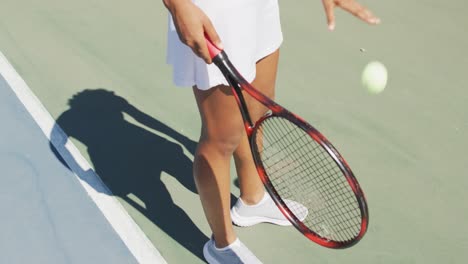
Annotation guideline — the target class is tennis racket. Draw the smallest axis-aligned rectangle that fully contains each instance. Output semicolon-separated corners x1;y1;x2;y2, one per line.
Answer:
205;36;368;249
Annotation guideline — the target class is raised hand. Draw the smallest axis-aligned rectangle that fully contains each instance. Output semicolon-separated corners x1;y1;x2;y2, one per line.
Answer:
321;0;381;30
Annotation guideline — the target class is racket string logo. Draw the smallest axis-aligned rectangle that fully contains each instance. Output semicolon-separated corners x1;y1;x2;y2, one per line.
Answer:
317;224;333;241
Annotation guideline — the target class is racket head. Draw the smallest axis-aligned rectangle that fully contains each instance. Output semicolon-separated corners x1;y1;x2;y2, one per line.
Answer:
250;111;369;249
206;36;369;248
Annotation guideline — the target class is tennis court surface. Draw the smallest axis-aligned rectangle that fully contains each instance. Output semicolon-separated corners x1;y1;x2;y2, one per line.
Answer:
0;0;467;263
0;68;166;263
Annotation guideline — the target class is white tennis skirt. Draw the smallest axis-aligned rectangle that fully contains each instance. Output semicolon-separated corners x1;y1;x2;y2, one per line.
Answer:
166;0;283;90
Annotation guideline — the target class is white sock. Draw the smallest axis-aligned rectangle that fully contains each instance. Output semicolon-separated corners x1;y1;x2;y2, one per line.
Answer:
240;192;269;207
214;238;241;251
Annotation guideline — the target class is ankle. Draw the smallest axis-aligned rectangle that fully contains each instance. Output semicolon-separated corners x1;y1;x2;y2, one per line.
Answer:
240;191;266;206
213;234;237;248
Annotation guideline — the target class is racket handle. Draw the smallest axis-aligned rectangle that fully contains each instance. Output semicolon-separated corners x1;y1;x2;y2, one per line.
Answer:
204;33;222;60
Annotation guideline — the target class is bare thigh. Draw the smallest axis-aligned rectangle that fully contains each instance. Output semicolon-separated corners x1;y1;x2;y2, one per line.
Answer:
194;49;280;133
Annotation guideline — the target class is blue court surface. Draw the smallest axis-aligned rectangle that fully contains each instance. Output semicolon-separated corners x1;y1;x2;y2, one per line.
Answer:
0;61;166;263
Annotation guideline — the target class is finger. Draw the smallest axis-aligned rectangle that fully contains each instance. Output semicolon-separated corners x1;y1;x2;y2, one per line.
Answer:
201;18;223;64
322;0;336;30
203;18;223;50
193;40;211;64
338;1;380;25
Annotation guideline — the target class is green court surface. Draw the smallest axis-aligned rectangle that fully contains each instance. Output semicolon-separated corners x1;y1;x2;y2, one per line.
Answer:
1;0;467;263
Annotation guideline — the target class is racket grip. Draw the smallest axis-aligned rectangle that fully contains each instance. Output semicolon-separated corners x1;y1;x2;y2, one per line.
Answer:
204;33;222;60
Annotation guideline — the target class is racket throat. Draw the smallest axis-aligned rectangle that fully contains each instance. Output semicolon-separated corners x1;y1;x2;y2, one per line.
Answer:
231;84;254;133
212;51;255;132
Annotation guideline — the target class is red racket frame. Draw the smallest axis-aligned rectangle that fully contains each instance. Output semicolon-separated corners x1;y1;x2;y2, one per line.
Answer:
206;37;369;248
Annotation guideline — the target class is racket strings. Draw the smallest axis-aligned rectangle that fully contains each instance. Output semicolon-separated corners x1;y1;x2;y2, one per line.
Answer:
254;116;361;242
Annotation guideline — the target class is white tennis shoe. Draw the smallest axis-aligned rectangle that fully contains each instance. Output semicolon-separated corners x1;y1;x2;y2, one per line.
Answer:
231;192;308;227
203;238;262;264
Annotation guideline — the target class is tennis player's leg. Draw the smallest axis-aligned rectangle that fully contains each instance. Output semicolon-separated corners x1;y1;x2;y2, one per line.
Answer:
193;84;246;249
193;83;264;263
192;50;280;259
229;50;293;227
234;49;279;204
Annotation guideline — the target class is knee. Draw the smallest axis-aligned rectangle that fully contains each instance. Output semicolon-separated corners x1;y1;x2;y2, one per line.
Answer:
198;121;244;156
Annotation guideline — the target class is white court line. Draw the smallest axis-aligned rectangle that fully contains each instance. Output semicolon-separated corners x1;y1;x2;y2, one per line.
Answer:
0;51;167;264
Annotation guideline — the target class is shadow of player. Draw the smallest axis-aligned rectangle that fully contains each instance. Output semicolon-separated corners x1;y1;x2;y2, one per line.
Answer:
50;88;208;260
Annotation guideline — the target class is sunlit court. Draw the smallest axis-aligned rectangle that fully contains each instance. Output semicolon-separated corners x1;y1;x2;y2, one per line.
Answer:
0;1;466;263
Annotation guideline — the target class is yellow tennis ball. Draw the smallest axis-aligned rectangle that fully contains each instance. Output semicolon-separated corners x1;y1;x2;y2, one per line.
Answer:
362;61;388;94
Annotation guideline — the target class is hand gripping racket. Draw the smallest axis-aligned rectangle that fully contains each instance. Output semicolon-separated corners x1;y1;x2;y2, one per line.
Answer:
205;37;369;249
